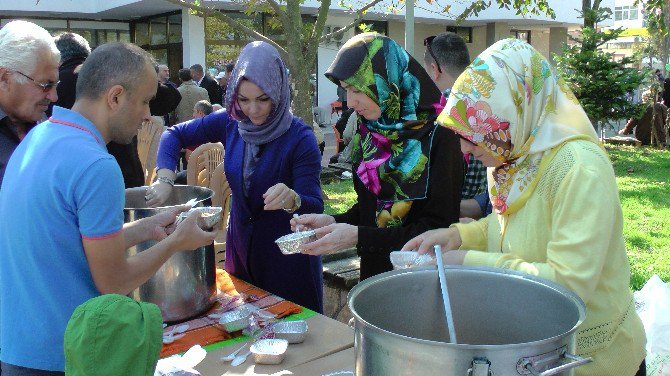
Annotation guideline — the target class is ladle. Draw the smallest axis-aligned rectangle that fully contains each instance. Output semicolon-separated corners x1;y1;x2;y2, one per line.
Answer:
434;244;457;344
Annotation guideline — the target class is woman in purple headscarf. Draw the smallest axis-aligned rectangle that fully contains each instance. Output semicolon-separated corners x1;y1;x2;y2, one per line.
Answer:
150;42;324;312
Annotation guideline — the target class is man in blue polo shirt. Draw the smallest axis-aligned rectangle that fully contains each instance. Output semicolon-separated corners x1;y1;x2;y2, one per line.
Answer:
0;42;217;375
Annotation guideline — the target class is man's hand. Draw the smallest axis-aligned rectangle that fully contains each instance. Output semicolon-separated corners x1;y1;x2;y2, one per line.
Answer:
168;210;218;251
146;204;190;241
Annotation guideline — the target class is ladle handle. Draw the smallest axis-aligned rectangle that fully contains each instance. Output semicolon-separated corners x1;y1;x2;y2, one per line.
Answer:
434;244;457;344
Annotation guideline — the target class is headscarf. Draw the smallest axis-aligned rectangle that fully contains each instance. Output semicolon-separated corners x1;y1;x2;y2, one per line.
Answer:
437;38;599;215
325;33;442;228
224;41;293;195
225;41;293;145
64;294;163;376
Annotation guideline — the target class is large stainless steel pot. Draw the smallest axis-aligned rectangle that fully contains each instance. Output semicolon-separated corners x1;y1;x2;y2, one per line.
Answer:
125;185;216;323
348;266;591;376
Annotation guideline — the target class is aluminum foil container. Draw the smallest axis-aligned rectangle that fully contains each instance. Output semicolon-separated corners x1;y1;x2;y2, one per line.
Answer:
177;206;222;229
275;230;317;255
389;251;434;270
273;320;308;344
217;308;251;332
251;338;289;365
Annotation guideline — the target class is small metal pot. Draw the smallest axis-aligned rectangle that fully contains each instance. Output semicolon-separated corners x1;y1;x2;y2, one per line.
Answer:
348;266;591;376
125;185;216;322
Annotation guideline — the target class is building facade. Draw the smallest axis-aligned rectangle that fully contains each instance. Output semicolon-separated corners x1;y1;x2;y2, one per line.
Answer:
0;0;594;111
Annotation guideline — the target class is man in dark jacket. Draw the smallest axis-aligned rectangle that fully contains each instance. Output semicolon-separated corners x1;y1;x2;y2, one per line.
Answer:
47;32;91;116
190;63;222;105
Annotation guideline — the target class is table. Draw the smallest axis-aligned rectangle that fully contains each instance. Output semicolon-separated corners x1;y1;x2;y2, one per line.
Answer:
194;314;354;375
282;347;355;375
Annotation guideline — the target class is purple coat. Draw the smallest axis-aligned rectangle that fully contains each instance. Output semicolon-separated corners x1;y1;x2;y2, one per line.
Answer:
156;111;324;312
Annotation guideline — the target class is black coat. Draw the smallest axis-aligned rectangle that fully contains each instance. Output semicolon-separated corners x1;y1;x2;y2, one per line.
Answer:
332;126;464;280
46;56;86;117
107;82;182;188
200;74;222;105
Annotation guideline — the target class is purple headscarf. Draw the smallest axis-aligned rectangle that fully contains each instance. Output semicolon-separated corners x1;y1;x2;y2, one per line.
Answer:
225;41;293;145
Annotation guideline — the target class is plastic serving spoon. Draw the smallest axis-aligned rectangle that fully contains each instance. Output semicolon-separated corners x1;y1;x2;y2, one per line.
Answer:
221;343;247;362
231;349;252;367
434;245;457;344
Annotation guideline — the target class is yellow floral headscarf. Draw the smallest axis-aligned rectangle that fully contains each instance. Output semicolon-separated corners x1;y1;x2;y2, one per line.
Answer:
437;38;599;215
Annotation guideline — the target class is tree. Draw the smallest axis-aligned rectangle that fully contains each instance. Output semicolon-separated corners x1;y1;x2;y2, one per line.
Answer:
554;8;648;136
165;0;556;123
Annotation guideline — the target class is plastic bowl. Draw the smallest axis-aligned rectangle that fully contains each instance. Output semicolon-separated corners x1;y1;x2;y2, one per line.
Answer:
217;309;251;332
251;338;289;365
273;320;308;344
389;251;434;270
275;230;317;255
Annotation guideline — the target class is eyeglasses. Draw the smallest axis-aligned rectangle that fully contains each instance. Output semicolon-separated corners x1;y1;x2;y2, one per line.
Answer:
423;36;442;74
13;70;59;92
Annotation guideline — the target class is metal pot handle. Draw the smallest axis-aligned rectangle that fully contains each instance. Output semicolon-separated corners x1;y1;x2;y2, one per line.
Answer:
348;317;355;329
518;347;592;376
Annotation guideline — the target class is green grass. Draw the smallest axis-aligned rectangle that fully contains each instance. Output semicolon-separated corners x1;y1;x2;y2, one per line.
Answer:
321;145;670;290
322;179;357;215
607;145;670;290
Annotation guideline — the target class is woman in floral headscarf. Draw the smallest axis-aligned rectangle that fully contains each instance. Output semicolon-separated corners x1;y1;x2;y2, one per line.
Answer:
403;39;646;376
291;33;464;280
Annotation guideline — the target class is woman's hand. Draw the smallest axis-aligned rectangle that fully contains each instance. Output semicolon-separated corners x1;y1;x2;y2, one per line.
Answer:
299;223;358;256
263;183;297;211
290;214;335;232
401;228;462;255
145;169;176;207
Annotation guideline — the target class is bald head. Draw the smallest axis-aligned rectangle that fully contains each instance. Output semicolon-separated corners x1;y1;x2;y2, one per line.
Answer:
76;42;155;100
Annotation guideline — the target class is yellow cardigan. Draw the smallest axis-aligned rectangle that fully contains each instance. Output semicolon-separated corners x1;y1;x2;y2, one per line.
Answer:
454;140;646;376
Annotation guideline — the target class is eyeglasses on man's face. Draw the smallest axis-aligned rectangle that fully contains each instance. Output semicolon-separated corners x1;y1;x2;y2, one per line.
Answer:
423;35;442;74
13;70;59;93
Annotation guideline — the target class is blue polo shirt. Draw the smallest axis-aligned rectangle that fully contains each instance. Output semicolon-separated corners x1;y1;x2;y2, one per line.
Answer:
0;106;124;371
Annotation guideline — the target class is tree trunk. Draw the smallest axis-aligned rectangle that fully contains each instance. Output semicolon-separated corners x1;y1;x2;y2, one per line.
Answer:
292;64;316;123
582;0;595;28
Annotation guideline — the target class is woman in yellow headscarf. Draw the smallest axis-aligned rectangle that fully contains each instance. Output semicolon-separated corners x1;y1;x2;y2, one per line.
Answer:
402;38;646;376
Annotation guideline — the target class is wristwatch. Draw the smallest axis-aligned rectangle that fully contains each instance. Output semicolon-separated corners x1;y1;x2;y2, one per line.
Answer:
284;191;301;214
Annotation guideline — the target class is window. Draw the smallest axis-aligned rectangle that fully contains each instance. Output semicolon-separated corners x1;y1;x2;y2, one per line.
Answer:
446;26;472;43
615;6;639;21
131;12;183;83
511;30;531;44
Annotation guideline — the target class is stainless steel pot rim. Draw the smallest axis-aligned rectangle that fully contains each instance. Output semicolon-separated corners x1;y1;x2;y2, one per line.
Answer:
348;265;586;350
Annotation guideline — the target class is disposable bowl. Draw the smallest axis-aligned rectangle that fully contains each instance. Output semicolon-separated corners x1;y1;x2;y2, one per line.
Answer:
275;230;317;255
273;320;308;343
389;251;434;270
217;309;251;332
251;339;289;365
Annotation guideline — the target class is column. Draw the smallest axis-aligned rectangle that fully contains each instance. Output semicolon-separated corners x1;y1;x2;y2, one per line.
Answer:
181;9;206;68
486;22;509;47
548;27;568;66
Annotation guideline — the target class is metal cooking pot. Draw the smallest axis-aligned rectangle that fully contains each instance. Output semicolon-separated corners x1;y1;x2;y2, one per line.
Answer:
125;185;216;323
348;266;591;376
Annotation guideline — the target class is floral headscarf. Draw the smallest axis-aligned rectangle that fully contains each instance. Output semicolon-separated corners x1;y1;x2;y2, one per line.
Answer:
438;38;599;215
325;33;442;228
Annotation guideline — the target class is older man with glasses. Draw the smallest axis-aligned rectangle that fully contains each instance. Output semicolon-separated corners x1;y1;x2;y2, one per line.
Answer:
0;20;60;186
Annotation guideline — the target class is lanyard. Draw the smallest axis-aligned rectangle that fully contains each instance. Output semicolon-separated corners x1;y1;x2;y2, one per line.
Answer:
49;117;103;146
